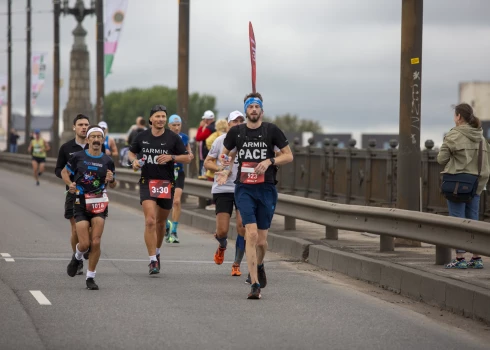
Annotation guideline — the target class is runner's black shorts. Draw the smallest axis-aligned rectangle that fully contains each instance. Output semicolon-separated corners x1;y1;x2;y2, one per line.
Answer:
32;156;45;163
213;192;237;216
139;178;175;210
175;171;185;190
73;195;108;223
64;192;75;219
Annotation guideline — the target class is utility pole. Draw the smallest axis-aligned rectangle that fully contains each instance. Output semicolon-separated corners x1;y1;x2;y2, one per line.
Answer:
96;0;104;124
394;0;423;248
52;1;61;154
6;0;12;148
177;0;190;134
25;0;32;144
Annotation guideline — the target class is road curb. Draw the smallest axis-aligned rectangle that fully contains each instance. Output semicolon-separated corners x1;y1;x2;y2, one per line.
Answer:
308;245;490;324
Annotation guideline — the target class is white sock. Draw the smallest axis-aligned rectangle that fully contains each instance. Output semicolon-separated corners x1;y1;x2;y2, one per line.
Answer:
86;270;96;279
156;248;161;256
149;255;157;262
75;244;87;261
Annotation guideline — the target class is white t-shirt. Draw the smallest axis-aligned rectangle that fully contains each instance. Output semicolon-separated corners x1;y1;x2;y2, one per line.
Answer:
208;134;238;194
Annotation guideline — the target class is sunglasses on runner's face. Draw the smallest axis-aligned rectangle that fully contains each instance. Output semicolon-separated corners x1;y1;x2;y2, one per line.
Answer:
150;105;167;115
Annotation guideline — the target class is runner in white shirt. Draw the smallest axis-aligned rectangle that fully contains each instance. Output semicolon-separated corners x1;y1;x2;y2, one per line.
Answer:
204;111;246;276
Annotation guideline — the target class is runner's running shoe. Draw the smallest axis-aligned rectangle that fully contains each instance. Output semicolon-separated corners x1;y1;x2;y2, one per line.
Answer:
231;263;241;276
171;232;179;244
148;261;160;275
156;254;161;270
83;245;91;260
214;246;226;265
67;254;80;277
258;264;267;288
247;283;261;299
245;273;251;284
468;258;484;269
76;260;83;275
86;278;99;290
445;259;468;269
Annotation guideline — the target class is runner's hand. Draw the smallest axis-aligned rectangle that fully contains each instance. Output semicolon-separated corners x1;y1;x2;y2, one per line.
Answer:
106;170;114;183
132;159;142;171
68;182;77;194
189;152;194;160
220;155;231;167
156;154;172;164
215;170;230;185
255;159;271;175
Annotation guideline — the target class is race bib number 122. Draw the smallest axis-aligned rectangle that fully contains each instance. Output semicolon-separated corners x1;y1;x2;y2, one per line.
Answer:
149;179;172;199
240;162;265;184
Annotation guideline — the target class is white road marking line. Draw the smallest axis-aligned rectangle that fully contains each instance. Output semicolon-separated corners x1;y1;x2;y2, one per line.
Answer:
7;257;284;264
1;253;14;262
30;291;51;305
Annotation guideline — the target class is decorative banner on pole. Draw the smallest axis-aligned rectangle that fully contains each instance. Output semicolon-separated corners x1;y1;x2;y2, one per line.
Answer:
249;22;257;93
0;75;7;106
31;52;48;106
104;0;129;78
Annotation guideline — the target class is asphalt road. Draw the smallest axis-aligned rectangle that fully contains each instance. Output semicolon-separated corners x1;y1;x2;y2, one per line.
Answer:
0;168;488;350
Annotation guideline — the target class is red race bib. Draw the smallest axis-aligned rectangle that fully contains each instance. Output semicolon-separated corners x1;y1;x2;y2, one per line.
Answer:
149;179;172;199
84;193;109;214
240;162;265;184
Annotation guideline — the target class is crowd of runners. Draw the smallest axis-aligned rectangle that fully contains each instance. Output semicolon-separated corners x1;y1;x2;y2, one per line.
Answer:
52;92;293;299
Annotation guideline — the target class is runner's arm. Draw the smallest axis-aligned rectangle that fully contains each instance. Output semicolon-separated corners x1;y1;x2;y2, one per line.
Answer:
55;145;67;178
27;140;32;153
44;140;50;152
109;137;118;157
61;167;73;187
270;145;293;166
173;154;191;164
203;155;219;172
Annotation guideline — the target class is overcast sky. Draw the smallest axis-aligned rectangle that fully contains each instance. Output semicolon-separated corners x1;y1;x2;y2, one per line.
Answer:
0;0;489;145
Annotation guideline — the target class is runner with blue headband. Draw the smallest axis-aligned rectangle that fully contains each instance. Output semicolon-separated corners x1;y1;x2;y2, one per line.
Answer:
217;92;294;299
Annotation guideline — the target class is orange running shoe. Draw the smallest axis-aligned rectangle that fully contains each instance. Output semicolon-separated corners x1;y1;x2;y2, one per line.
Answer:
231;263;241;276
214;246;226;265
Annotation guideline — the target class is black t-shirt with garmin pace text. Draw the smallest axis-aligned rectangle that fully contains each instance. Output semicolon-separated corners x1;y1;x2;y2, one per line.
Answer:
65;150;115;195
223;123;289;184
129;129;188;182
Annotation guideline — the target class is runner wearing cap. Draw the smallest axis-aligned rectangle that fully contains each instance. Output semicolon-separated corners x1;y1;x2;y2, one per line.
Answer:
28;129;50;186
218;93;293;299
166;114;193;243
204;111;247;277
127;105;190;275
98;121;118;157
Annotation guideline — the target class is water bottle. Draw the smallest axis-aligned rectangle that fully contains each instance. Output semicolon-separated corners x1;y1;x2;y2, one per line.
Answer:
134;159;145;172
220;154;230;171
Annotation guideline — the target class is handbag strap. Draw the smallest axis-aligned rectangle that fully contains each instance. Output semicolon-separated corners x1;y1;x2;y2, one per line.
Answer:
478;140;483;177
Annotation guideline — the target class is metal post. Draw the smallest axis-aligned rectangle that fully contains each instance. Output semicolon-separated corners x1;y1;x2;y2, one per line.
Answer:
435;246;452;265
96;0;104;124
6;0;12;147
395;0;423;247
25;0;32;144
380;235;394;252
284;217;296;230
177;0;190;134
325;226;338;240
52;1;61;154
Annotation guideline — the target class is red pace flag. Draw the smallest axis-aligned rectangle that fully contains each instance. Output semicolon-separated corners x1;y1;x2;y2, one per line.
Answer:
249;22;257;93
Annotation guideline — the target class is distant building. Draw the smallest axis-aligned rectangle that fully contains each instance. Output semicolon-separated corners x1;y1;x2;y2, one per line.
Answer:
361;134;398;149
459;82;490;121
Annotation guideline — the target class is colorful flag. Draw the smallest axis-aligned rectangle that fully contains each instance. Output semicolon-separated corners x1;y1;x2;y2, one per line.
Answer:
31;52;48;106
104;0;129;77
0;75;7;106
249;22;257;93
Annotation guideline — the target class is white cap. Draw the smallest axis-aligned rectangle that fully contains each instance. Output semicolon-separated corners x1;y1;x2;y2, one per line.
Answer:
202;110;215;120
228;110;244;123
98;121;108;129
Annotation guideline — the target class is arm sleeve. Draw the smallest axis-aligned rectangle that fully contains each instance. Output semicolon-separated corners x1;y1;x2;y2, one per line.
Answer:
207;138;220;159
55;145;66;178
271;125;290;150
195;127;212;141
223;126;238;151
65;153;78;176
437;139;452;165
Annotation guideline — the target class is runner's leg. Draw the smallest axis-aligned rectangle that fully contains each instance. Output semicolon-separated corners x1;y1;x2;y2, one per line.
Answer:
256;229;268;265
87;217;105;272
38;161;45;175
142;200;158;257
156;206;170;249
70;218;78;252
31;160;39;183
172;188;182;227
245;223;259;285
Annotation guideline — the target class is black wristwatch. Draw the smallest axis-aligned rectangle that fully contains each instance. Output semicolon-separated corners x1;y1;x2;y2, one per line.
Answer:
270;157;276;165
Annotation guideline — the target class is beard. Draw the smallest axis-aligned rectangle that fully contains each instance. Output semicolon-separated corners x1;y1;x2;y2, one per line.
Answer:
246;113;260;123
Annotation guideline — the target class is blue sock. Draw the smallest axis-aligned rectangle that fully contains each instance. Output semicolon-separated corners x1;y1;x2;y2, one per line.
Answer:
172;222;179;233
166;221;170;230
216;235;228;249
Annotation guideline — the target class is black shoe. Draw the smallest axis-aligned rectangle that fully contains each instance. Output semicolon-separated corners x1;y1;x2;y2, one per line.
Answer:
83;246;90;260
36;181;40;186
156;254;161;270
247;283;261;299
258;264;267;289
76;260;83;275
86;278;99;290
245;273;251;284
148;260;159;275
67;254;80;277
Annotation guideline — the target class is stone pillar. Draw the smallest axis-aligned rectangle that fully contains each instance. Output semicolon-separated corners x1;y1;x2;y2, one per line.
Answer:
61;23;94;144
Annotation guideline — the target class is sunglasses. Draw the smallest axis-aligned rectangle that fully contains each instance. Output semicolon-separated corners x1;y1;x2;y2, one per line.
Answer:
150;105;167;115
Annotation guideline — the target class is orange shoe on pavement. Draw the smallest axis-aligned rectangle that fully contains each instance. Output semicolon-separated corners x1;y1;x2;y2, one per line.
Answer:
231;263;241;276
214;246;226;265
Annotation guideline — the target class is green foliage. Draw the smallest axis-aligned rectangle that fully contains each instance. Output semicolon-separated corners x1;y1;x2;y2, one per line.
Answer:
103;86;217;132
264;113;322;133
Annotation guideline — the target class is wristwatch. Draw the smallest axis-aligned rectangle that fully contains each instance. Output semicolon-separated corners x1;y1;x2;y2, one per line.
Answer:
270;157;276;165
171;155;176;161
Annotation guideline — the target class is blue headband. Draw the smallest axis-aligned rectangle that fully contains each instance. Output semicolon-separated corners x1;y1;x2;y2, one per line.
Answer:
244;97;263;113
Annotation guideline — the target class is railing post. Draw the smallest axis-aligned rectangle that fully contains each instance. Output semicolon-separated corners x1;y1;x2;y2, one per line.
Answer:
325;226;338;240
380;235;394;252
365;139;376;206
305;138;315;198
198;197;207;209
284;216;296;230
435;246;452;265
290;137;299;194
345;139;356;204
422;140;434;213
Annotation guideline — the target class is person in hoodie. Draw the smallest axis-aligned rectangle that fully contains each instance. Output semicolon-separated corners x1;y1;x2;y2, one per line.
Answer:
437;103;490;269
